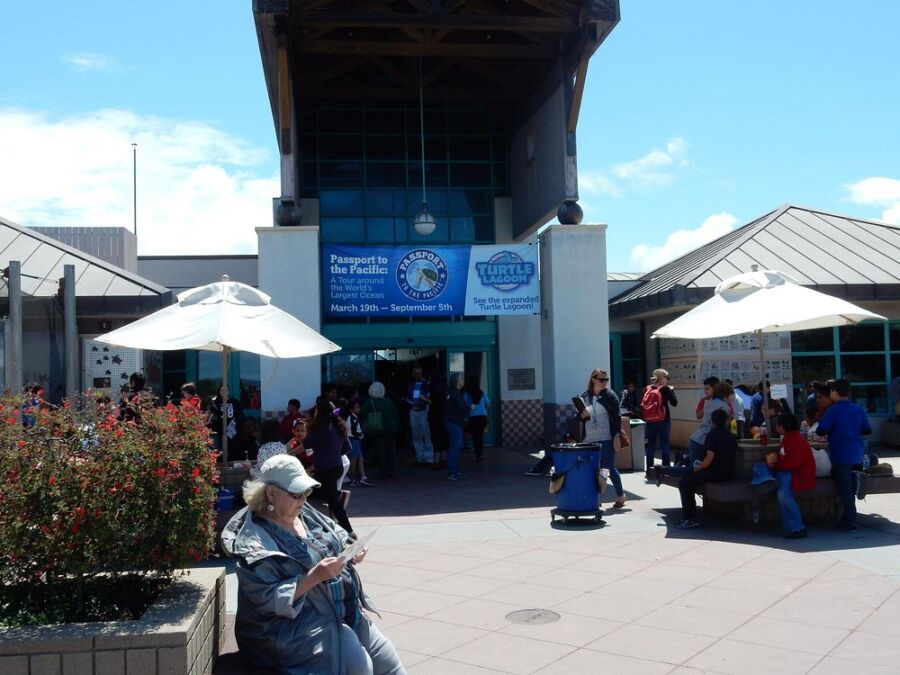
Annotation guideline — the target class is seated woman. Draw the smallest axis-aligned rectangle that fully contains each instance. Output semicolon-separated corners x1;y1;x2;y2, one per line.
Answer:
656;408;737;529
768;413;816;539
221;455;406;674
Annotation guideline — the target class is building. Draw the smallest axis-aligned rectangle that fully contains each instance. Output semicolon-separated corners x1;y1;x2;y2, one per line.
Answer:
249;0;622;444
609;204;900;444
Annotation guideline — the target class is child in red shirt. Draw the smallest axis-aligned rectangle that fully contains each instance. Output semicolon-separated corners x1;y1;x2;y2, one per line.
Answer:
769;413;816;538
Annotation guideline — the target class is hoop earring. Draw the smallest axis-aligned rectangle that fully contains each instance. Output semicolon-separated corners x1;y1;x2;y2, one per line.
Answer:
266;503;275;512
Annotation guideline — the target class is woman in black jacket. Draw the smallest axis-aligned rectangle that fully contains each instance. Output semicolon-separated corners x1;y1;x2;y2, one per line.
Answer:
444;372;470;481
578;368;626;508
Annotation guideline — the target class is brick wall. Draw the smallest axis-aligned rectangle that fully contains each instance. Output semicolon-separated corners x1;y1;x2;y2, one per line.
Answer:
0;567;225;675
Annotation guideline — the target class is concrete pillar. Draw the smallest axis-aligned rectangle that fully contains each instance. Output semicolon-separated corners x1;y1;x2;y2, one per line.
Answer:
4;260;23;393
257;223;322;415
63;264;78;398
495;197;544;447
539;223;610;442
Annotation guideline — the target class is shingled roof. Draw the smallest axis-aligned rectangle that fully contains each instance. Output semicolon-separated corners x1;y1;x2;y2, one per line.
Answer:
610;204;900;319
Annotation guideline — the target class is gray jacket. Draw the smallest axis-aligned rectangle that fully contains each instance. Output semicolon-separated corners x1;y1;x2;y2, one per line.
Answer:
221;506;377;674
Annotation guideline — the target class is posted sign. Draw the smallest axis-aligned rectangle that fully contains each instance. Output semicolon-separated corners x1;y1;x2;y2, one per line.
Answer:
323;244;540;317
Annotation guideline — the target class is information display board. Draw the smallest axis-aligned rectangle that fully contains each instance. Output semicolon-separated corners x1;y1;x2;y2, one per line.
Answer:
323;244;539;317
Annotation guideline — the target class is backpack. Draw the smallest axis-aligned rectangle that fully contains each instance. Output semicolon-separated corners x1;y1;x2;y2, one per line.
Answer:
641;385;666;423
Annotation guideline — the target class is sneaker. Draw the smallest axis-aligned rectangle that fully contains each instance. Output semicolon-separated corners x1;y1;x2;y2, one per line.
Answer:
675;518;701;529
785;529;807;539
524;469;543;476
447;473;460;481
359;477;374;487
855;471;868;500
455;473;468;480
613;498;626;508
654;465;664;488
349;480;360;487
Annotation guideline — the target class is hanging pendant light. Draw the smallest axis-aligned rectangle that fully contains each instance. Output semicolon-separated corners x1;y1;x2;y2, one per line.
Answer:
414;58;436;236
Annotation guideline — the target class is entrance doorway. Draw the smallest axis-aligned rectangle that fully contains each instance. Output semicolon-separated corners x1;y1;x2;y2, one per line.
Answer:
324;347;497;446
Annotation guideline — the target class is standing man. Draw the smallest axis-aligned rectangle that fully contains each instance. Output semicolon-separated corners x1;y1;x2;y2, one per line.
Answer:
817;378;872;531
407;365;434;466
643;369;678;469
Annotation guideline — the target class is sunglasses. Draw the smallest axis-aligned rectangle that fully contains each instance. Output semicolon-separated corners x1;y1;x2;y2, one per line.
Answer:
281;487;312;499
592;376;610;382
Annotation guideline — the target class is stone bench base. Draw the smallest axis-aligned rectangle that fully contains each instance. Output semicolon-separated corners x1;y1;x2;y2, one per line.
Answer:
658;473;900;525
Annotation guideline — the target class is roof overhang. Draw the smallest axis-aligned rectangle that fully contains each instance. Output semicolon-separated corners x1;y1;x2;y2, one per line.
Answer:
253;0;619;141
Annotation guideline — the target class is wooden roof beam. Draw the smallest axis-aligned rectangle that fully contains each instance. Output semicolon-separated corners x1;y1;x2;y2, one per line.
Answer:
296;40;557;58
291;11;577;33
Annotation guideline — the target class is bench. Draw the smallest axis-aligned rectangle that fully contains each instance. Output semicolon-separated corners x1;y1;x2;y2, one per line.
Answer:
658;473;900;525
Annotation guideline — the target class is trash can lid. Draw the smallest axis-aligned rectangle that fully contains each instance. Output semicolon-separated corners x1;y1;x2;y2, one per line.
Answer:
550;442;602;451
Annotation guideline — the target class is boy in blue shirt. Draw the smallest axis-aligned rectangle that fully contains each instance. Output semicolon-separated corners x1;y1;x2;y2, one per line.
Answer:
817;378;872;530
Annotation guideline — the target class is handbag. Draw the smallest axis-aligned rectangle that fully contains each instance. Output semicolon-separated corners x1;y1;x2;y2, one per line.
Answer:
363;400;384;433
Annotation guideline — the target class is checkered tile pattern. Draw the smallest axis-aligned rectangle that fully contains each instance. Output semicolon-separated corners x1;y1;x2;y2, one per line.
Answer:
500;399;543;447
543;402;578;444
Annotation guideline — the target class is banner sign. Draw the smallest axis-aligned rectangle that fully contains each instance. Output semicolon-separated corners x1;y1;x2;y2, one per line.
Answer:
323;244;540;317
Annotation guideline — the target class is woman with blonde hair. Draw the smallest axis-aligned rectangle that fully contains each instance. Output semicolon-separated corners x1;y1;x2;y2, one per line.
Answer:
222;455;406;673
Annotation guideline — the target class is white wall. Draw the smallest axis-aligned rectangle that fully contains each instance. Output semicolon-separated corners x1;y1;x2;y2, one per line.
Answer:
540;223;610;404
257;225;322;411
495;196;543;401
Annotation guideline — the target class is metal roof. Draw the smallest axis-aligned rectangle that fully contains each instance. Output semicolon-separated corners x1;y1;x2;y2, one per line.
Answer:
610;204;900;318
0;216;169;298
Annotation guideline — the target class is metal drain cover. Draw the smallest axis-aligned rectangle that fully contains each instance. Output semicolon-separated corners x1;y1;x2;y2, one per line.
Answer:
505;609;561;625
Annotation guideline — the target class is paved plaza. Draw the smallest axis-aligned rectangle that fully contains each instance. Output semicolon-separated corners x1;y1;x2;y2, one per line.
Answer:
215;446;900;674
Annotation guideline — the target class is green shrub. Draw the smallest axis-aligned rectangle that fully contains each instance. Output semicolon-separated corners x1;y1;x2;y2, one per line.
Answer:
0;395;217;624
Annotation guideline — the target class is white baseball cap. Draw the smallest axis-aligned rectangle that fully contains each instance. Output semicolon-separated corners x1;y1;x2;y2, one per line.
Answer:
258;454;320;494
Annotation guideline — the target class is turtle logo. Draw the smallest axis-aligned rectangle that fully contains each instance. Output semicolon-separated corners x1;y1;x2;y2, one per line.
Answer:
397;249;448;301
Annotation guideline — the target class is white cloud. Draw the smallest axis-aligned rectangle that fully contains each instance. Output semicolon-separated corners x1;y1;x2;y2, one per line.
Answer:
63;52;121;73
629;212;739;272
844;176;900;225
0;108;278;255
579;137;690;198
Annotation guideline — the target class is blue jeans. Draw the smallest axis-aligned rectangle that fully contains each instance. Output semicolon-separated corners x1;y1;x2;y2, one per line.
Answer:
689;440;706;464
645;419;672;466
832;463;858;527
776;470;804;533
445;421;464;476
600;439;624;499
341;618;407;675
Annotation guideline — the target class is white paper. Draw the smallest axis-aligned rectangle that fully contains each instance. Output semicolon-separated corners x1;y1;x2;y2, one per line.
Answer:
339;529;377;562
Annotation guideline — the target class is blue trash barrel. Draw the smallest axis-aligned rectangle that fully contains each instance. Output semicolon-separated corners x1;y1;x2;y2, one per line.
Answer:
551;442;601;512
216;488;235;512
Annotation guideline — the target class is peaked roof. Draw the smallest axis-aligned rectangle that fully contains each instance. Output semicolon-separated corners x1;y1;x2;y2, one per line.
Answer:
610;204;900;318
0;216;169;298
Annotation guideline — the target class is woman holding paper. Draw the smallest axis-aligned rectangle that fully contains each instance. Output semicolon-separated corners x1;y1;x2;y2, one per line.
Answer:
579;368;627;508
221;455;406;674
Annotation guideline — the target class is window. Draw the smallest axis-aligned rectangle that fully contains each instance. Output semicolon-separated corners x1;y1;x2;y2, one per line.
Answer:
299;101;507;245
792;322;897;414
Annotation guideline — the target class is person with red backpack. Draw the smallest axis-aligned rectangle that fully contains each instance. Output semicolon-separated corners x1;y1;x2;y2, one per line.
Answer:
643;368;678;469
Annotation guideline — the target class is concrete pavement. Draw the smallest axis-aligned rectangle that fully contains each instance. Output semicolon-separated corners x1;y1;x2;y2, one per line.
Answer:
214;445;900;674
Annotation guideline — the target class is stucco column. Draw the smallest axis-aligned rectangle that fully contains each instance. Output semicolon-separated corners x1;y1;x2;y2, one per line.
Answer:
539;223;610;442
257;225;322;416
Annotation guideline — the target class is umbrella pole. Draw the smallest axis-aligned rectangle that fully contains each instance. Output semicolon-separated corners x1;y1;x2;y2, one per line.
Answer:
758;329;769;431
222;347;230;463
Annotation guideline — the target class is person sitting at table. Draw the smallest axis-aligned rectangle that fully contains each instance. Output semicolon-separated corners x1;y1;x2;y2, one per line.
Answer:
768;413;816;539
655;408;737;529
688;381;733;463
221;455;406;674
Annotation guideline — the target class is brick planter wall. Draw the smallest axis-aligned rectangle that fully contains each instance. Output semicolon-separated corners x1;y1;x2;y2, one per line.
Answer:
0;567;226;675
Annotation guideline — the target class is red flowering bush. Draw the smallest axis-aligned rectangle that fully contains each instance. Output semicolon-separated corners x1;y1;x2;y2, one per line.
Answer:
0;395;217;624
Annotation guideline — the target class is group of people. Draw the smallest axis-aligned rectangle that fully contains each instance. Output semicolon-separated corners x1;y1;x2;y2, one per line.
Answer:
651;375;872;536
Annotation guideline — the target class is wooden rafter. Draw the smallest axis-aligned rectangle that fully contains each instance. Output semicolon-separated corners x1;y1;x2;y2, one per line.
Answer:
296;40;557;58
567;55;588;132
291;11;576;32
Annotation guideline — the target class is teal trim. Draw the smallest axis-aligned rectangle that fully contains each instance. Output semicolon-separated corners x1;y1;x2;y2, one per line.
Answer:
323;320;497;351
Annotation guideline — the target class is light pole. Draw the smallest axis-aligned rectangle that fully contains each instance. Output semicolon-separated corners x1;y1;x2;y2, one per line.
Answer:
132;142;138;246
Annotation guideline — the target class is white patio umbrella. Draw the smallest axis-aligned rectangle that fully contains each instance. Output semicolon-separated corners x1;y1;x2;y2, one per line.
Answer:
97;276;341;460
652;269;886;414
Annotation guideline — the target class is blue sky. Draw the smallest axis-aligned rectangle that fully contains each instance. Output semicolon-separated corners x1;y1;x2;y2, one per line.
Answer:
1;1;899;268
